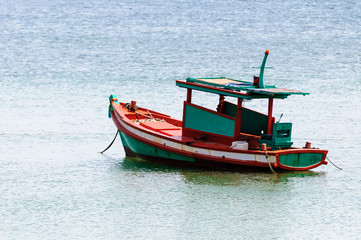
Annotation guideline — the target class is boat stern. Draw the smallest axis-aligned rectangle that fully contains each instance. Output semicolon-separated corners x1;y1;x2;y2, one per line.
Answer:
277;149;328;171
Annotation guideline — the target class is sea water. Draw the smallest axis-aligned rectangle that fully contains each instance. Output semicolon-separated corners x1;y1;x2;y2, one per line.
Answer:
1;0;361;239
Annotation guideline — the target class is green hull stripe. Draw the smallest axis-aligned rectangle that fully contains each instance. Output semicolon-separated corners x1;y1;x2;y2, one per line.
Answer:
119;131;195;162
279;153;324;168
118;130;130;148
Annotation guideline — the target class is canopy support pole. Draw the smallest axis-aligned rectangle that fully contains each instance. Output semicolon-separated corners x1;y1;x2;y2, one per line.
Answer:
234;98;243;138
186;89;192;103
217;95;225;112
267;98;274;134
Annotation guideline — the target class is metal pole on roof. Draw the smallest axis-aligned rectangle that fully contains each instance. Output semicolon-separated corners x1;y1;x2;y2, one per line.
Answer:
258;49;269;89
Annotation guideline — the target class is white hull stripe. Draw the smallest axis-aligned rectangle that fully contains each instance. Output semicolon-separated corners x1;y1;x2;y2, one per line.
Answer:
116;115;276;164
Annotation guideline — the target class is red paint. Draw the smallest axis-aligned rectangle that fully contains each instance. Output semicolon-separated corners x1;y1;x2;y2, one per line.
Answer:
267;98;274;134
114;119;271;168
140;121;181;131
113;103;256;152
186;88;192;103
234;98;243;138
110;101;328;171
253;76;259;86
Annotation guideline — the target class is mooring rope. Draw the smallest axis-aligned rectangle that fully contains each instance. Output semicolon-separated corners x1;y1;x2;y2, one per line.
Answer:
327;156;342;170
100;130;118;154
136;111;152;119
147;110;153;119
265;148;278;175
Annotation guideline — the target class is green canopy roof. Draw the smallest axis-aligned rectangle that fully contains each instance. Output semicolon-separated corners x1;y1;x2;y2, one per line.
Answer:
176;51;309;100
176;77;309;100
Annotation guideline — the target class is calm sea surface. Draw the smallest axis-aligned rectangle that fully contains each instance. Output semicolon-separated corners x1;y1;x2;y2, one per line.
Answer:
1;0;361;239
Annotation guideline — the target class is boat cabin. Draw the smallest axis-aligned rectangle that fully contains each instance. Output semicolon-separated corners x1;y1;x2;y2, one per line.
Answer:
175;50;308;150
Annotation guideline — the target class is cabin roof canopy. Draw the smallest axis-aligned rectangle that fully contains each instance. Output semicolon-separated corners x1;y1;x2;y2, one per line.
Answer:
176;77;309;100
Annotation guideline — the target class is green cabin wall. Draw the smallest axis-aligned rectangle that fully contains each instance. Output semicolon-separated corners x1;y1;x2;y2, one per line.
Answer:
184;103;236;137
222;101;269;136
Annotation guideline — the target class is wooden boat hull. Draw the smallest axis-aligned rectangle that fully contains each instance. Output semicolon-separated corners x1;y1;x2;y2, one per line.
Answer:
109;100;328;171
108;51;330;171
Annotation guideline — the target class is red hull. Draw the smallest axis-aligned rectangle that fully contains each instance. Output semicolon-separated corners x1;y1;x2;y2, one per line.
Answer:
109;99;328;171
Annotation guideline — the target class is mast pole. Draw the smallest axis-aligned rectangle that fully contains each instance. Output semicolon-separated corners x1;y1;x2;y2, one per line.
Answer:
258;49;269;89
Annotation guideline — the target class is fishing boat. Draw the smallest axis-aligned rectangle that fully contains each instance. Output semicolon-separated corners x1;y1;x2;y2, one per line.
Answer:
108;50;328;171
